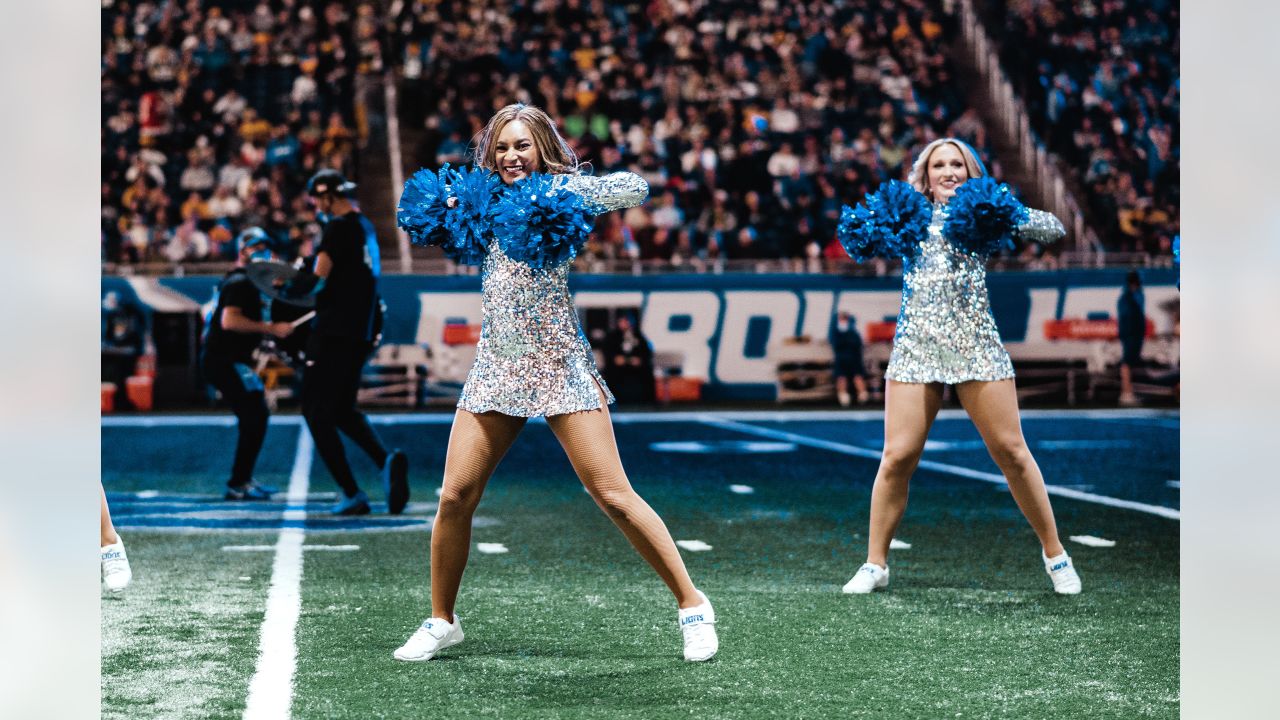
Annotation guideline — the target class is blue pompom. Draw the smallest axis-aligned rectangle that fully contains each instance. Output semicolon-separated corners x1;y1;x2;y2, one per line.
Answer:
439;166;501;266
1172;235;1180;265
942;177;1030;255
492;173;595;269
863;179;932;259
397;164;453;248
837;203;878;261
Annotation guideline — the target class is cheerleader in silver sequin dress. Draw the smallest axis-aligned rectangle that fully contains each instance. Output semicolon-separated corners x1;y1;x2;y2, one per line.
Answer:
842;139;1084;596
394;105;717;663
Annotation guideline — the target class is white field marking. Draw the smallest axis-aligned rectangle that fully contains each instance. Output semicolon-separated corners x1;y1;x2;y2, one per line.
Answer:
728;484;755;494
700;417;1181;521
135;489;161;498
239;576;253;581
926;440;1133;451
100;408;1178;428
889;539;912;550
1070;535;1117;548
435;487;444;496
649;440;795;453
1036;440;1134;450
476;543;508;554
924;440;986;451
242;427;312;720
1166;481;1181;489
676;540;713;552
224;545;360;552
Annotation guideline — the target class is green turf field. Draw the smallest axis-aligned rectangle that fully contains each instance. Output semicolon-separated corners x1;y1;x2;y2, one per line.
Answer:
102;411;1179;719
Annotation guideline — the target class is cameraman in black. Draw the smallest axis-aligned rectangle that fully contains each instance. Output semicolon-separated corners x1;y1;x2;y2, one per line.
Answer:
280;170;409;516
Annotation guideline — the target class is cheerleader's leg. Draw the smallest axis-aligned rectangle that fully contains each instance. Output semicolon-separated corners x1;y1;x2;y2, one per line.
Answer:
865;380;944;568
430;409;527;622
954;379;1066;558
545;388;701;608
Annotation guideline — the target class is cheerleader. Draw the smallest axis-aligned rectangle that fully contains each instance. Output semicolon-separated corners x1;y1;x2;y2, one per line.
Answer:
839;139;1083;595
393;104;717;662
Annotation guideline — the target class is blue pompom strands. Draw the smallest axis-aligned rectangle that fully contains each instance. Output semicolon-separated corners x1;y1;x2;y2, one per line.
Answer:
837;203;878;261
864;180;933;259
1172;235;1180;289
838;180;931;261
492;173;595;269
397;164;453;248
942;177;1030;255
440;165;501;266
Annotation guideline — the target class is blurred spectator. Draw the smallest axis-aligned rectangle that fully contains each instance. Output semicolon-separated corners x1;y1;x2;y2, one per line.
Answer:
603;314;655;404
831;311;870;406
1117;270;1145;406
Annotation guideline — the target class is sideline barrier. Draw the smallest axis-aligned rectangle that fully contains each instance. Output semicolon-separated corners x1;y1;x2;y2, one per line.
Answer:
103;270;1178;401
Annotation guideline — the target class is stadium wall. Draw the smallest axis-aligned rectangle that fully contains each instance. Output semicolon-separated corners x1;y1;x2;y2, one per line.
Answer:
102;270;1179;401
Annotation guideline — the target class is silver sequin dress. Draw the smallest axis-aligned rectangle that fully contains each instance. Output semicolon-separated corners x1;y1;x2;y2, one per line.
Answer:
885;205;1065;384
457;172;649;417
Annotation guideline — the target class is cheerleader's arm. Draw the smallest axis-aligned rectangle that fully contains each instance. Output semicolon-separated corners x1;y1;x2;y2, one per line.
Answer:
1017;208;1067;243
558;172;650;214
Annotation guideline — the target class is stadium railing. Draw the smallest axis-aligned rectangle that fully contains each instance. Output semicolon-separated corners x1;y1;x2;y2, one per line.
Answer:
955;0;1099;253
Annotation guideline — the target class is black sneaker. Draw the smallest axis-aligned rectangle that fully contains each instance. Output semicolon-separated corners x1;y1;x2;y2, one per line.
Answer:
383;449;410;515
225;482;274;501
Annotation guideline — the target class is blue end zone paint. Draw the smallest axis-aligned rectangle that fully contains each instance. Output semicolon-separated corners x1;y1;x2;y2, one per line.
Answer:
668;314;693;332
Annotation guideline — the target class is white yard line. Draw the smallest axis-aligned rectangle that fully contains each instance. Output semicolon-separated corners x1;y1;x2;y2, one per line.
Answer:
242;427;312;720
700;417;1180;521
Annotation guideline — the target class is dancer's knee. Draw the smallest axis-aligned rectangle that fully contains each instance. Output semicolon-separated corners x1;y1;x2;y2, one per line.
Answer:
879;442;924;477
592;487;638;523
437;480;483;518
988;437;1034;473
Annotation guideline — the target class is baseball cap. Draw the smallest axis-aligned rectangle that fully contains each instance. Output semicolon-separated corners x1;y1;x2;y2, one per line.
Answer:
306;169;357;197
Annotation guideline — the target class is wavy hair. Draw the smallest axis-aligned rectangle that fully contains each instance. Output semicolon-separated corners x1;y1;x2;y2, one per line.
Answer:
471;103;581;176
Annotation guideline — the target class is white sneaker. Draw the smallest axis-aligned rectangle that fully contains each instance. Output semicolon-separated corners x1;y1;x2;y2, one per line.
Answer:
101;537;132;593
842;562;889;594
1044;551;1082;595
678;590;718;662
393;615;464;662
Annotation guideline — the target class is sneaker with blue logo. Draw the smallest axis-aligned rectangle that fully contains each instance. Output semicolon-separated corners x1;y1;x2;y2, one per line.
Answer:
842;562;889;594
382;449;409;515
393;615;464;662
331;490;371;516
1043;551;1082;595
225;481;274;501
679;590;718;662
101;537;132;593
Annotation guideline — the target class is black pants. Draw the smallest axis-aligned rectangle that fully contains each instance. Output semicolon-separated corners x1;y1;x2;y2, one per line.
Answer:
302;335;388;497
202;354;268;488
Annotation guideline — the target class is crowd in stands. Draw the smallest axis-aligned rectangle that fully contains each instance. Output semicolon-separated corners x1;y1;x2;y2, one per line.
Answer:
101;0;1178;271
984;0;1179;256
392;0;998;268
101;0;387;266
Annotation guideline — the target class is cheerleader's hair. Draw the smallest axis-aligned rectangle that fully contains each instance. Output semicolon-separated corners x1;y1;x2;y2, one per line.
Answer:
907;138;988;200
472;103;581;176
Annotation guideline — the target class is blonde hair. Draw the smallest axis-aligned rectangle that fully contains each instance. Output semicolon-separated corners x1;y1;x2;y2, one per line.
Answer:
471;103;580;175
907;138;987;200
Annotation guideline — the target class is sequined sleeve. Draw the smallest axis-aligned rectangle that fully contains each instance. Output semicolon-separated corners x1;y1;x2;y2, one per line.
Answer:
1017;208;1066;244
557;172;649;215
